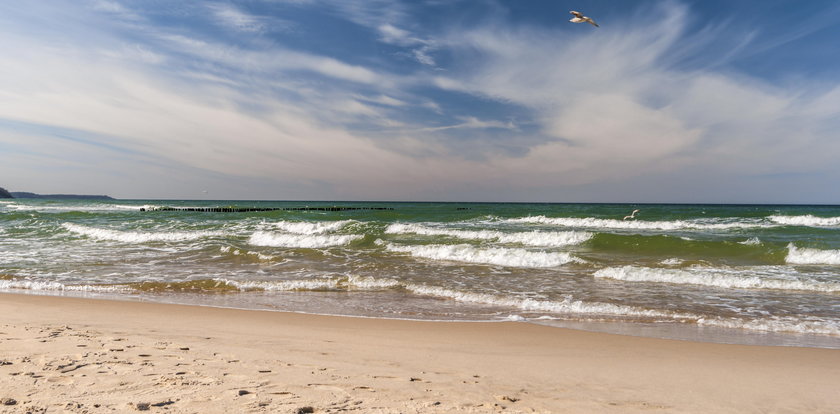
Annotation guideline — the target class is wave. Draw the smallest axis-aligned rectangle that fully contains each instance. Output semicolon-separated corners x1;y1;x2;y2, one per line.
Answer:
219;246;278;261
403;285;679;318
769;215;840;227
739;237;762;245
594;266;840;293
248;231;362;248
4;274;836;336
6;203;156;212
382;242;581;268
786;244;840;265
62;223;224;243
385;223;592;246
506;216;770;230
0;278;129;292
274;220;354;235
697;317;840;336
220;275;401;292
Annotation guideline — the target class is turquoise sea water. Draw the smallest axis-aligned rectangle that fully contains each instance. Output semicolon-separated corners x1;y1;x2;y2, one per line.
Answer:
1;199;839;348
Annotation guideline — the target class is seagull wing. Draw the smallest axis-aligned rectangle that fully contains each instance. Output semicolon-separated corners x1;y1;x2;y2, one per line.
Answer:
586;18;599;27
570;11;583;17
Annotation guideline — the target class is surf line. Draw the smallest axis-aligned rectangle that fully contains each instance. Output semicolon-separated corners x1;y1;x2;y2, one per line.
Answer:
141;206;394;212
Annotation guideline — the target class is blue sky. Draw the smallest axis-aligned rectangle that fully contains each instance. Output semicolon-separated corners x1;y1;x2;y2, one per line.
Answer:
2;0;840;202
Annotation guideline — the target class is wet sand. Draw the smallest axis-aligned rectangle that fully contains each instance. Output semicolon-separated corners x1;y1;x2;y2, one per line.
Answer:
1;293;838;413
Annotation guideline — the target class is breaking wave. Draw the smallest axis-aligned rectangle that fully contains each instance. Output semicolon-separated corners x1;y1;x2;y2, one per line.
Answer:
382;242;580;268
248;231;362;248
385;223;592;246
769;215;840;227
594;265;840;293
785;244;840;265
274;220;354;235
62;223;224;243
506;216;770;230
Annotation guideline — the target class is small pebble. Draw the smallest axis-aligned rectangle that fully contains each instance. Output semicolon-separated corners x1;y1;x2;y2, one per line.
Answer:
135;402;150;411
238;390;251;396
1;398;17;406
296;407;314;414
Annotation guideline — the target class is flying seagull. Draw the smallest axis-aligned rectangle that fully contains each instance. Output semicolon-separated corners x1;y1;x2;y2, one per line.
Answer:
569;10;599;27
623;209;640;220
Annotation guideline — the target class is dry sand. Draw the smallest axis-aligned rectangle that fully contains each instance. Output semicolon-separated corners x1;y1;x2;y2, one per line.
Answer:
1;293;838;413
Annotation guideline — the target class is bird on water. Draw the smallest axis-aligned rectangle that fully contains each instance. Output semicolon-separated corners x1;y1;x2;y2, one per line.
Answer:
569;10;599;27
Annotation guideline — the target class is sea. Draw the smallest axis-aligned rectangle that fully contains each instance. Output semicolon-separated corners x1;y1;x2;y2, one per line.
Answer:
1;199;839;348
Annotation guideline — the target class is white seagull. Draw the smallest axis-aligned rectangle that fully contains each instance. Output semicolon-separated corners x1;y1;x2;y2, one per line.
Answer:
623;209;640;220
569;10;599;27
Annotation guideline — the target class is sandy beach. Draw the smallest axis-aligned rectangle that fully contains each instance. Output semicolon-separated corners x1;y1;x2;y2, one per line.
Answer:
0;293;838;413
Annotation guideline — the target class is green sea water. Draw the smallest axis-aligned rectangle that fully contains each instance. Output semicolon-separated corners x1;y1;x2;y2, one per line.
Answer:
1;199;839;348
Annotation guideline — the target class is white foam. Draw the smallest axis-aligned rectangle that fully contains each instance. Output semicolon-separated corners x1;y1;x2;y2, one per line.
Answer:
404;284;677;318
222;278;342;291
274;220;354;235
62;223;224;243
220;275;401;291
769;215;840;227
219;246;277;261
661;258;684;265
739;237;762;245
0;279;129;293
786;244;840;265
506;216;770;231
7;203;158;212
698;316;840;336
384;243;580;268
594;265;840;292
385;223;592;247
248;231;362;248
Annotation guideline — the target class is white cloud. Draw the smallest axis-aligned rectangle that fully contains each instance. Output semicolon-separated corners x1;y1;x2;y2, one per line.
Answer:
3;1;840;202
424;2;840;193
209;3;267;33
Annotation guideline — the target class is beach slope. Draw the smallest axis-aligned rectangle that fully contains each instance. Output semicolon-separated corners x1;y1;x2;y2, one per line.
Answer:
1;293;838;413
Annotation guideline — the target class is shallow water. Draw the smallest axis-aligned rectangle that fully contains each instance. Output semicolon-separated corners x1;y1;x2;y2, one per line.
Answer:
2;199;839;348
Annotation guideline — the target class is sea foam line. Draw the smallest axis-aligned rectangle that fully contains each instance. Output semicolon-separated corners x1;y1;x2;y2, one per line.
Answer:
62;223;224;243
594;265;840;293
248;231;362;248
506;216;770;230
385;223;592;247
0;279;130;293
786;244;840;265
382;242;581;268
220;275;401;292
697;316;840;336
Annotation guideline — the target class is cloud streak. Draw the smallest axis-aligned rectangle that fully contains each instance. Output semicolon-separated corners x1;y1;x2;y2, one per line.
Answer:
1;1;839;202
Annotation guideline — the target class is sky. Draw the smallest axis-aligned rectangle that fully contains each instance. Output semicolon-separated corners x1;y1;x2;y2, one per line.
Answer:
2;0;840;203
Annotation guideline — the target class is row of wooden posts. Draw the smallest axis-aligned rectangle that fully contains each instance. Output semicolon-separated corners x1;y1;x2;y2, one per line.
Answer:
140;206;394;212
